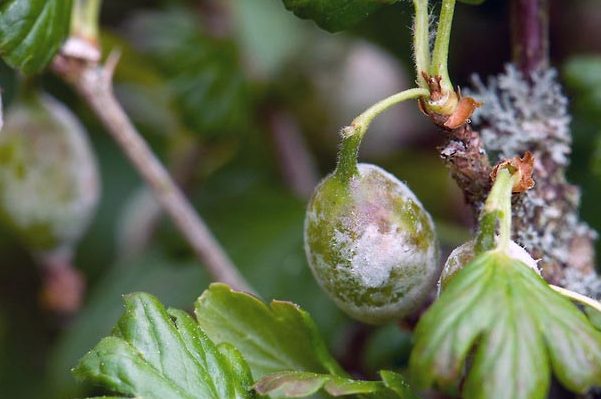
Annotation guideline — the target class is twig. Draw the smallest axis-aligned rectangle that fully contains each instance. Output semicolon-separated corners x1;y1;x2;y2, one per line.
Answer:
52;51;252;293
436;120;492;209
118;140;205;260
420;78;492;209
510;0;549;75
266;109;319;200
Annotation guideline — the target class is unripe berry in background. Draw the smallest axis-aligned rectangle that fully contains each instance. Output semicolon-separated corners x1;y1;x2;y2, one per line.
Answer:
0;89;100;313
304;163;440;324
440;239;540;292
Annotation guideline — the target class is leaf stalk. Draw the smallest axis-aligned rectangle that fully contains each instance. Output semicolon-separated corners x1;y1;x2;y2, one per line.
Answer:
430;0;456;93
413;0;431;89
551;285;601;315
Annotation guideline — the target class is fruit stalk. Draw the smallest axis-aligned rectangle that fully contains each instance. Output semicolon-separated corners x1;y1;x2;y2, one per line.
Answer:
336;88;429;181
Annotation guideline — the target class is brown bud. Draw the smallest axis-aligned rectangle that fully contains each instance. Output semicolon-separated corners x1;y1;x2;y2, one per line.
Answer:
491;151;535;193
444;96;481;129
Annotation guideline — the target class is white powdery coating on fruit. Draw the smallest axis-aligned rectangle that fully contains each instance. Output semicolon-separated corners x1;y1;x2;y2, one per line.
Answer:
0;95;100;248
304;163;440;323
332;223;427;288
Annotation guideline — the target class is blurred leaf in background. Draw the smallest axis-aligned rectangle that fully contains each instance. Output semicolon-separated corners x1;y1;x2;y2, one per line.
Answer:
564;56;601;176
281;0;398;33
125;8;251;138
563;55;601;258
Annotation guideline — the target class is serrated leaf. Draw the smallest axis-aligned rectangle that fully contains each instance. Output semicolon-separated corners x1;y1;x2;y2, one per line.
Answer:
73;292;254;399
0;0;73;74
195;283;345;380
254;370;416;398
281;0;398;32
410;251;601;399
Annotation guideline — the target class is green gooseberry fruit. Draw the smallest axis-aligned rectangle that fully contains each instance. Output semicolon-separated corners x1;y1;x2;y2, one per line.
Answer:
0;90;100;258
304;160;440;325
440;239;540;292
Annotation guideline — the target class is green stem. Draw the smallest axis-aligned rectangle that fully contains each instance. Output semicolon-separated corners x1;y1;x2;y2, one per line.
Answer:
551;285;601;315
430;0;456;93
413;0;431;89
335;88;430;181
71;0;102;43
475;169;518;253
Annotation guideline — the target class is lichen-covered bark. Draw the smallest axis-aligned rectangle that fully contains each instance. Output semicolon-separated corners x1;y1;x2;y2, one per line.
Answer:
425;67;600;299
427;0;601;305
468;65;599;292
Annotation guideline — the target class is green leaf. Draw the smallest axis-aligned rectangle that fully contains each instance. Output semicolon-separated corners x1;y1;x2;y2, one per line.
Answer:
255;371;382;397
410;251;601;399
0;0;73;74
380;371;420;399
254;370;417;398
126;8;250;137
563;56;601;177
281;0;398;33
585;306;601;331
195;283;345;380
73;292;254;399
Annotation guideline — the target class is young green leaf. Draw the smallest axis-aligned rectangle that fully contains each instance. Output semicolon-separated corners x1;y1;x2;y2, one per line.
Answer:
410;251;601;399
254;370;417;398
0;0;73;74
73;292;255;399
281;0;398;32
195;283;345;380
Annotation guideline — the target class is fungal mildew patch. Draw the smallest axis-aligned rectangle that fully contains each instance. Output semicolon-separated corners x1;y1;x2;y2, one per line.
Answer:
304;163;440;324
